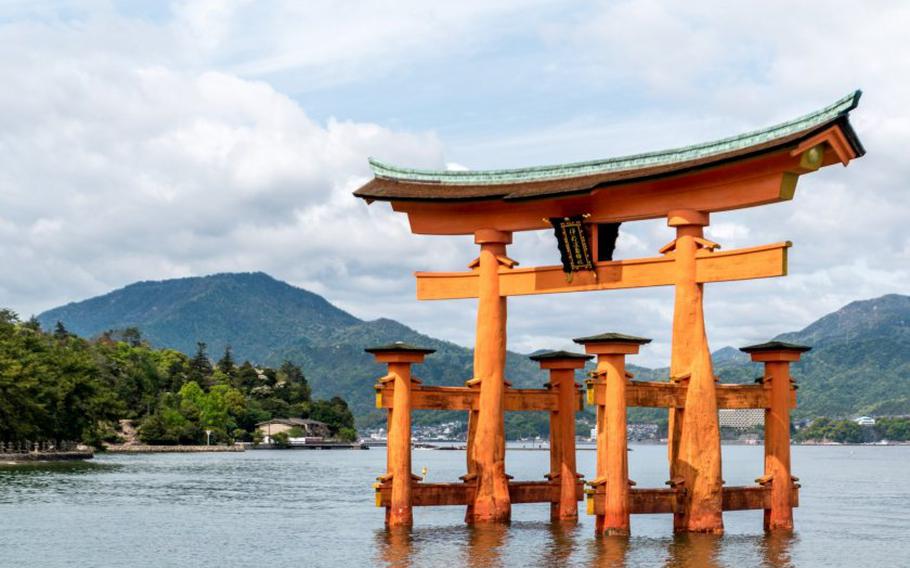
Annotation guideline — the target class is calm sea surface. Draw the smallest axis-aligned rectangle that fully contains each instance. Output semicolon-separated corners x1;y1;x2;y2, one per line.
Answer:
0;444;908;567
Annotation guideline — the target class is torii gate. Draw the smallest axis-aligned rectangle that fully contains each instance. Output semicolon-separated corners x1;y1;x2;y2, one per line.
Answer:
357;92;864;534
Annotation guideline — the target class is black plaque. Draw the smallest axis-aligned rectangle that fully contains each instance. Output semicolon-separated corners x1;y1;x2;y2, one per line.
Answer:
550;216;594;274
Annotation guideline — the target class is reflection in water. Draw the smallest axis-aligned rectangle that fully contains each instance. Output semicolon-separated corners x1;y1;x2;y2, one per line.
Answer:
376;526;414;568
760;531;797;568
539;522;579;566
376;522;583;568
466;523;508;568
590;534;630;567
664;533;722;568
374;523;798;568
0;447;905;567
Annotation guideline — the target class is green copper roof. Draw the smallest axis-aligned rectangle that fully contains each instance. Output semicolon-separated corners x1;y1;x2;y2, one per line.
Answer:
369;91;862;186
572;332;652;345
740;340;812;354
364;341;436;355
528;350;593;362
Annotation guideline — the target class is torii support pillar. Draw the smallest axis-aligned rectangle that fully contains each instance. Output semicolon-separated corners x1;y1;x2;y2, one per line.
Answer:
366;342;436;527
529;350;592;522
574;332;652;536
468;229;513;524
665;208;724;534
741;340;811;532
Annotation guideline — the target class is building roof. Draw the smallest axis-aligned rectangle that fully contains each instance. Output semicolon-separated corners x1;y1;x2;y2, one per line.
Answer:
528;350;594;362
573;332;652;345
354;91;864;203
739;340;812;354
255;418;328;427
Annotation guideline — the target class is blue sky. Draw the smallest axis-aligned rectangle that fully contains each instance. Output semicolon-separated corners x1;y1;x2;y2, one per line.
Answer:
0;1;907;366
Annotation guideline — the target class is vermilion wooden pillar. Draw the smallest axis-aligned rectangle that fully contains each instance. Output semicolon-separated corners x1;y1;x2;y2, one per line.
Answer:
530;350;591;522
665;209;724;534
741;340;810;532
366;342;435;527
469;229;513;523
575;332;651;536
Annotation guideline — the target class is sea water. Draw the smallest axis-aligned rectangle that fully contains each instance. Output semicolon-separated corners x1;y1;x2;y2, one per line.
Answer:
0;444;908;567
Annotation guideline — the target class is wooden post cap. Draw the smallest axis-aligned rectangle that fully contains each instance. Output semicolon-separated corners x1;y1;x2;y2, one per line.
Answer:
365;341;435;364
474;228;513;245
573;332;651;355
529;350;592;370
667;209;709;227
740;340;811;362
364;341;436;354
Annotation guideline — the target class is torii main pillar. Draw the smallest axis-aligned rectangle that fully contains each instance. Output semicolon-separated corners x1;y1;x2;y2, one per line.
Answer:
666;209;724;534
468;228;513;523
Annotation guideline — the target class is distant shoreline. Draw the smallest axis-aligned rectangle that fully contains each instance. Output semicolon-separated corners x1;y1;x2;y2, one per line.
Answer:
0;450;94;463
103;444;244;453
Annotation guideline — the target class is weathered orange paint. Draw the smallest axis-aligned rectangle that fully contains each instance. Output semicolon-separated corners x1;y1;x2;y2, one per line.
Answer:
537;356;587;521
375;383;583;412
387;361;414;526
579;340;644;535
586;381;796;409
587;485;784;516
369;349;430;527
362;110;860;533
392;149;823;236
667;210;724;534
469;229;512;523
376;480;584;508
790;126;857;167
748;348;806;531
415;241;790;300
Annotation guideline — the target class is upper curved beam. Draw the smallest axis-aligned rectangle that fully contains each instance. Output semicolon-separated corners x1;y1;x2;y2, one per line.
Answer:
354;91;864;206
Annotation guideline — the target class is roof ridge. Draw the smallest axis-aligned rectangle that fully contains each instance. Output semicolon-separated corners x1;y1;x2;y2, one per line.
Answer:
368;91;861;186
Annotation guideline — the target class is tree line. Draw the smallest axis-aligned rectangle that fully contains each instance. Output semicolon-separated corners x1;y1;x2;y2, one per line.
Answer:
795;416;910;444
0;309;355;447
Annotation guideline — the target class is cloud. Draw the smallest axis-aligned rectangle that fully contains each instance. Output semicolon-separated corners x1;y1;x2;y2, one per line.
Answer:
0;16;449;317
170;0;555;90
0;1;908;368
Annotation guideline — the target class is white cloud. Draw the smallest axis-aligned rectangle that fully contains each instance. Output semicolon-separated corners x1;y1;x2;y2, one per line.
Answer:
0;15;450;317
0;1;908;368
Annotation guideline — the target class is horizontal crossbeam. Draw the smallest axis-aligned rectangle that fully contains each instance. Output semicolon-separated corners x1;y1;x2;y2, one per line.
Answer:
375;480;585;508
588;381;796;409
586;485;797;516
375;384;584;412
416;242;790;300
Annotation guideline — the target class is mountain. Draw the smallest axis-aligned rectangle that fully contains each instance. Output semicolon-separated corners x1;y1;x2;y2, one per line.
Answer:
37;272;360;362
37;273;549;424
38;274;910;422
708;294;910;417
769;294;910;417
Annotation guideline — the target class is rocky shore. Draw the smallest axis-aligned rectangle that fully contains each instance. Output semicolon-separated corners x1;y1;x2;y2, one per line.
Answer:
0;450;94;462
104;444;244;453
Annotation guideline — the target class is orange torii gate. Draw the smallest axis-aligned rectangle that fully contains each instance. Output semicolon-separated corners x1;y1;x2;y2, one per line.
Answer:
357;92;864;533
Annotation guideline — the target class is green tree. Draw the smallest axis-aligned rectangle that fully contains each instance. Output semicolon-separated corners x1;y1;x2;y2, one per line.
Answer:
188;342;213;386
53;321;70;340
270;431;290;448
278;360;311;404
234;361;260;391
217;346;236;376
0;308;356;449
310;396;356;437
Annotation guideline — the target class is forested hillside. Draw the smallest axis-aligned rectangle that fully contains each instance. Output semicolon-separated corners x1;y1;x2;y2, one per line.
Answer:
0;309;355;446
38;273;550;427
37;273;910;428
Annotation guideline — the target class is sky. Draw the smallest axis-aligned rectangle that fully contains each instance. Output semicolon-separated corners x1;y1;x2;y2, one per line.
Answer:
0;0;908;366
